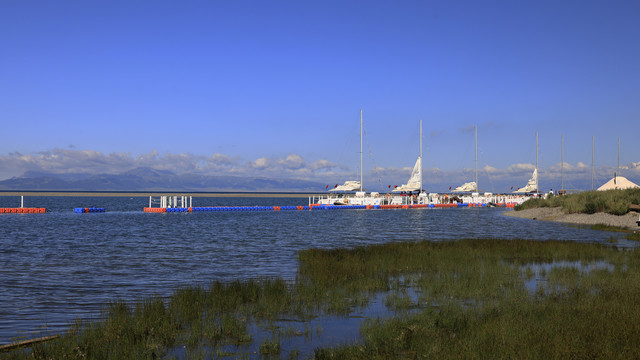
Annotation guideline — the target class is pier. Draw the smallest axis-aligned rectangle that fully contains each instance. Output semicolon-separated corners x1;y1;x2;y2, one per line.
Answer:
74;207;106;213
0;207;46;214
142;195;519;213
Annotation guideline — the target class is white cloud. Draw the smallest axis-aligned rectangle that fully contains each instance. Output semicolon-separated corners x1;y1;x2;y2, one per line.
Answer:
309;159;343;171
208;153;236;167
483;165;500;174
277;154;305;169
1;148;638;193
506;163;535;172
251;157;270;169
625;162;640;175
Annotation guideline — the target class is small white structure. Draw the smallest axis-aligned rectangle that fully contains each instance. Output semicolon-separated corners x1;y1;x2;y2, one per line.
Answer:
597;176;640;191
149;195;192;208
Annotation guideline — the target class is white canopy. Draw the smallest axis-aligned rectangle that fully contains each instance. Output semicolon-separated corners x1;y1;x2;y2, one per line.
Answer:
514;168;538;193
597;176;640;191
392;157;422;192
452;181;477;193
329;180;361;192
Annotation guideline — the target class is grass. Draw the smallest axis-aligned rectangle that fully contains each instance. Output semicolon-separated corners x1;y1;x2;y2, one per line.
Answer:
3;239;640;359
515;188;640;215
312;240;640;359
591;223;629;232
625;232;640;241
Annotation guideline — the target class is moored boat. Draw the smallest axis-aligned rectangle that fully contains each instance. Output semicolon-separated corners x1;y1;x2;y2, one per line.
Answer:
310;116;532;209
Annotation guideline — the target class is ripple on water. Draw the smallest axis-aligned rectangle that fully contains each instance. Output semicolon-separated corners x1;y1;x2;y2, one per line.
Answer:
0;196;633;344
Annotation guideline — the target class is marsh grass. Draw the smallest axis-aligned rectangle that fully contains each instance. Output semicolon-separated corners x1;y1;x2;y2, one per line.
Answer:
314;240;640;359
591;223;629;232
384;288;417;312
5;239;640;359
258;338;281;356
515;188;640;215
625;232;640;241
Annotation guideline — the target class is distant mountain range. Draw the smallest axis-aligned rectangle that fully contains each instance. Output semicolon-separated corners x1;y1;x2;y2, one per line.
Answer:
0;167;326;192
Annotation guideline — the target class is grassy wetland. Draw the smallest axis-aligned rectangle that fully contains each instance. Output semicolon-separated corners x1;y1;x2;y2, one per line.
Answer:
514;188;640;215
3;239;640;359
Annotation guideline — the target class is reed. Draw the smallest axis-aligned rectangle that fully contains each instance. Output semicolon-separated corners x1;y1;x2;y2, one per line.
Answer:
625;232;640;241
515;188;640;215
591;223;629;232
314;239;640;359
5;239;640;359
258;338;281;356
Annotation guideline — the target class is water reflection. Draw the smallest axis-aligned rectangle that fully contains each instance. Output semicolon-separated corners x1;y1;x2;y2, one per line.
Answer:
521;260;615;295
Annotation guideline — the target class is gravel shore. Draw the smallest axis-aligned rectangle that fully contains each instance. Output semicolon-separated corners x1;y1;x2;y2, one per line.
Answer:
504;207;640;230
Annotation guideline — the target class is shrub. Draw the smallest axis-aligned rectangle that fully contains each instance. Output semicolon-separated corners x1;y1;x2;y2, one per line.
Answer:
516;189;640;215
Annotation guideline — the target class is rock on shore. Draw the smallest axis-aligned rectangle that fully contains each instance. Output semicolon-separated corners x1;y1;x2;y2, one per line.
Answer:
504;207;640;230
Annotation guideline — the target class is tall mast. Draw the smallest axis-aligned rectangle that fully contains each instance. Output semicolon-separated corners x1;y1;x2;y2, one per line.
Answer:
420;119;423;193
561;134;564;191
360;109;363;191
475;125;478;191
617;136;620;179
591;136;594;190
536;131;540;192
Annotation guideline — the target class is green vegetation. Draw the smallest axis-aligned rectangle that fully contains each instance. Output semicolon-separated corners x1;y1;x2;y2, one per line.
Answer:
4;239;640;359
515;188;640;215
312;240;640;359
591;223;629;232
625;232;640;241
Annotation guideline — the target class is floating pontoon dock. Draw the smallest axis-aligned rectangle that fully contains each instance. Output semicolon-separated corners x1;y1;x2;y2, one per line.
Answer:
0;196;46;214
143;195;520;213
74;207;106;213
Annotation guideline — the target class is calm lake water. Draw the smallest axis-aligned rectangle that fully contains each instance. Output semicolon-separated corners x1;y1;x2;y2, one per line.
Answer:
0;195;633;346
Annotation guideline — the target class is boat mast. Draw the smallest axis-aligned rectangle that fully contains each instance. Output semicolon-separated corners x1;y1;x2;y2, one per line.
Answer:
591;136;594;190
475;125;478;192
420;118;423;193
617;136;620;180
561;134;564;191
536;131;540;192
360;109;363;192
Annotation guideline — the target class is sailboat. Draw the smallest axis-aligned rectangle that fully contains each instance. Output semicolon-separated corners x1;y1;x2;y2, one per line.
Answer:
452;125;478;193
514;132;539;194
313;110;382;206
392;158;422;192
392;119;423;193
452;181;478;193
329;180;361;192
312;115;430;206
329;109;364;194
309;117;531;208
514;168;538;193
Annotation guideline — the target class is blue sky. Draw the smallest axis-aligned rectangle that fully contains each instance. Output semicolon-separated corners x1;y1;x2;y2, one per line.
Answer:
1;1;639;192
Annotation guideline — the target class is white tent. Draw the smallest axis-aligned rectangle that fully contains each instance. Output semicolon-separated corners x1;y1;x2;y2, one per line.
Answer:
514;169;538;193
329;180;361;192
392;157;422;192
597;176;640;191
452;181;477;193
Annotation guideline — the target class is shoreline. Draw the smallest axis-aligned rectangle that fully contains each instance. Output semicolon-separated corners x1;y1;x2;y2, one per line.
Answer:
504;207;640;230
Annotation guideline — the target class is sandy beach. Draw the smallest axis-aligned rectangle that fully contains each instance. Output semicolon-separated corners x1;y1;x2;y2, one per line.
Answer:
504;207;640;230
